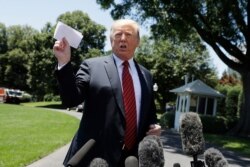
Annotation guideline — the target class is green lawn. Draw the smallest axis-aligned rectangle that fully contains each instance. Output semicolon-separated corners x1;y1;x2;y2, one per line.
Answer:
0;103;79;167
205;133;250;157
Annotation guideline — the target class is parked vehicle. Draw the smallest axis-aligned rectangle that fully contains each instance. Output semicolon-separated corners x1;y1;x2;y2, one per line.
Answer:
0;88;23;104
67;103;84;112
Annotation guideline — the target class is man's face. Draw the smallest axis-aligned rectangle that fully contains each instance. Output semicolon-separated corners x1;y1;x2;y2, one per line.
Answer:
111;23;139;60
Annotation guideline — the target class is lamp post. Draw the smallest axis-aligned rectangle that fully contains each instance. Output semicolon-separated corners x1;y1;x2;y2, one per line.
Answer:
153;83;158;92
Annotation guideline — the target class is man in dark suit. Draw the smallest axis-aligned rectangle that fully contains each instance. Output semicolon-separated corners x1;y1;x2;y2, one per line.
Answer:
53;19;161;167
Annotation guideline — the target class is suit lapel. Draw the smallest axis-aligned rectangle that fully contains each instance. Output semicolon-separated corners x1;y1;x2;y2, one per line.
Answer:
134;60;151;135
104;57;151;134
104;56;125;118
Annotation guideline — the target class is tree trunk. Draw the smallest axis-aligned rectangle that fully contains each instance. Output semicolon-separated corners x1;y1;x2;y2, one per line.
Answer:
230;71;250;137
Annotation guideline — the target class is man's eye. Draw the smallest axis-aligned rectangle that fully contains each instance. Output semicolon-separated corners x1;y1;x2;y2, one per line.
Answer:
126;33;132;37
115;34;122;38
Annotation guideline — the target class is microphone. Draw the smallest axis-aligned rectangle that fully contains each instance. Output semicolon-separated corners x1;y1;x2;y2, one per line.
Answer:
138;135;165;167
142;134;163;148
179;112;205;167
125;156;138;167
173;163;181;167
204;147;228;167
67;139;96;167
89;157;109;167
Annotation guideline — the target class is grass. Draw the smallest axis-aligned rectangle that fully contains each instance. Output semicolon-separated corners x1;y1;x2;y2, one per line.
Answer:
21;101;65;109
0;103;79;167
205;133;250;157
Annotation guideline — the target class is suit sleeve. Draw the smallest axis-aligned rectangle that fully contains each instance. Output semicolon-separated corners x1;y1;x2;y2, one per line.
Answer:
55;61;90;107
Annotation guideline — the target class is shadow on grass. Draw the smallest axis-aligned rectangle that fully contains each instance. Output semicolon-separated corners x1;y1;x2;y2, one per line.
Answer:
36;104;66;110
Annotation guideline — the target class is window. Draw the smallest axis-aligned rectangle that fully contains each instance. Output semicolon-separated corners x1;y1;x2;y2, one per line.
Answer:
206;98;214;115
198;97;206;114
190;95;198;112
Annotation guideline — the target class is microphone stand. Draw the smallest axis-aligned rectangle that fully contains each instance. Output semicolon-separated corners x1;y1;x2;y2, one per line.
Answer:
190;154;205;167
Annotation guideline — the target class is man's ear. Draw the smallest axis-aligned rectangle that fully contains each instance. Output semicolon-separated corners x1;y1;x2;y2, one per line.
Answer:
136;38;140;47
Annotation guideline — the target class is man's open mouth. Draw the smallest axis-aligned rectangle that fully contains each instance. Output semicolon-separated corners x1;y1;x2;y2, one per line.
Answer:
120;44;127;49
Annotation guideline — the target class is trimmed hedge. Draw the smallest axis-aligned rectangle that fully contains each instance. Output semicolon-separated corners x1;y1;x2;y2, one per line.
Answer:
159;112;238;134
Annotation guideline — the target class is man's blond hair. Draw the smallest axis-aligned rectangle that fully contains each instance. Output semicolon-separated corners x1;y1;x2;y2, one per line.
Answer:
110;19;140;40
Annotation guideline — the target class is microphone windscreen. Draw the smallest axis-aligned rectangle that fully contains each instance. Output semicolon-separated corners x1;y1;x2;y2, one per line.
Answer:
204;147;228;167
125;156;138;167
67;139;96;167
138;135;165;167
179;112;205;156
173;162;181;167
142;134;163;148
89;157;109;167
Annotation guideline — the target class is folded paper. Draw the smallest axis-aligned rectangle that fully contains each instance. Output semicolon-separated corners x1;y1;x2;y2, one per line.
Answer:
54;21;83;48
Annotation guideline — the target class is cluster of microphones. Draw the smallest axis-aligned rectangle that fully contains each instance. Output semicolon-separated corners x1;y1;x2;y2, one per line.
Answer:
67;112;229;167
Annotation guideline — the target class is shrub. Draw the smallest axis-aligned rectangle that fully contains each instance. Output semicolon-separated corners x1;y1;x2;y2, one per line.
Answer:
159;112;175;129
200;115;227;134
200;115;238;134
52;95;61;102
216;85;229;116
225;85;241;120
43;94;61;102
43;93;54;101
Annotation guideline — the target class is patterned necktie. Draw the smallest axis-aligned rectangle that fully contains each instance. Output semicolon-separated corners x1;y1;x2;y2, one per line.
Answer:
122;61;137;150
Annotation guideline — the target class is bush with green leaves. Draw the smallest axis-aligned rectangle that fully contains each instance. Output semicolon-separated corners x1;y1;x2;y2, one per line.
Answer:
225;85;241;120
159;112;175;129
200;115;238;134
43;94;60;102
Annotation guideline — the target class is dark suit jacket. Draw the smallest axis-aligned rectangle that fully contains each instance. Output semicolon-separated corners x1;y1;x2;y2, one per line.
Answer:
55;55;158;167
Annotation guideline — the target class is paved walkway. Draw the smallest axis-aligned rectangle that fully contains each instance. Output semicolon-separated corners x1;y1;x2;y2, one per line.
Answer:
27;110;250;167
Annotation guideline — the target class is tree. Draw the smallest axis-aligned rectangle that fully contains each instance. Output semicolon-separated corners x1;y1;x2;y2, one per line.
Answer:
2;49;29;90
0;23;8;54
96;0;249;136
56;10;106;72
0;23;8;86
27;11;106;100
136;36;217;111
0;11;106;100
1;25;37;90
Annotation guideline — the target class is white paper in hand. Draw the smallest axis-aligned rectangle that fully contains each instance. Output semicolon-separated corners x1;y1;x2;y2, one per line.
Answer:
53;21;83;49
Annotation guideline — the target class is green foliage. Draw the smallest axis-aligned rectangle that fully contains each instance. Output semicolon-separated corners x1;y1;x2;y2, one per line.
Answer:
96;0;250;136
0;11;106;101
43;94;61;102
237;89;243;115
216;83;242;122
28;48;56;101
159;112;175;129
225;85;242;120
56;10;106;71
2;48;29;90
201;115;239;134
0;23;8;54
136;36;218;110
200;115;228;134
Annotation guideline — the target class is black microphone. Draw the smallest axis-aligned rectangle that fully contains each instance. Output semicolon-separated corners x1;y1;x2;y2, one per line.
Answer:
204;147;228;167
125;156;138;167
179;112;205;167
89;157;109;167
67;139;96;167
138;135;165;167
173;163;181;167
